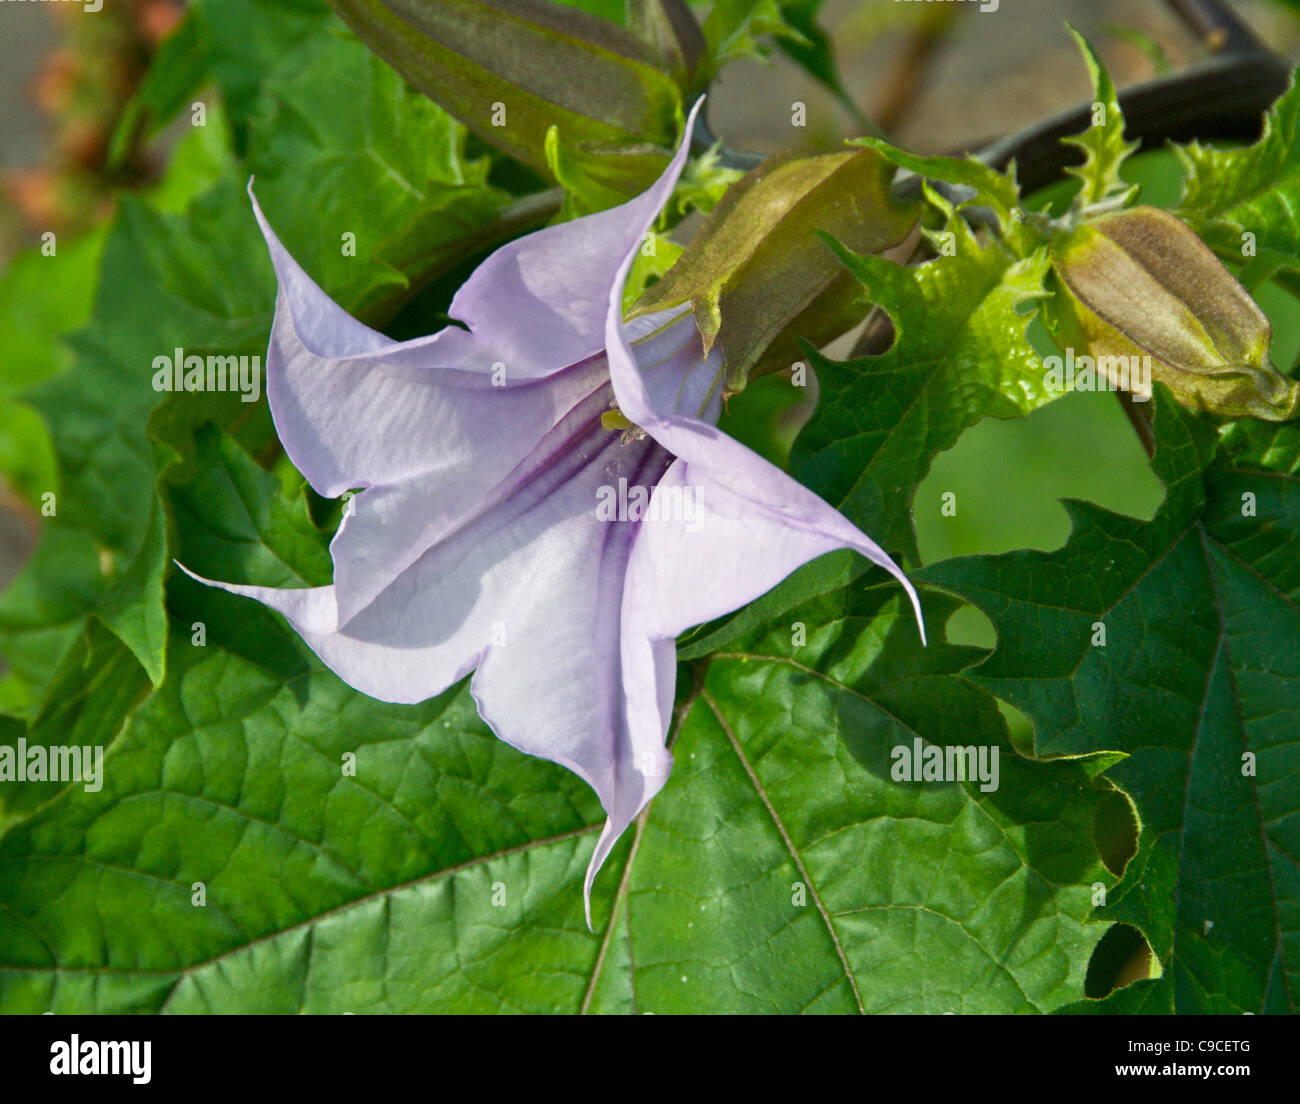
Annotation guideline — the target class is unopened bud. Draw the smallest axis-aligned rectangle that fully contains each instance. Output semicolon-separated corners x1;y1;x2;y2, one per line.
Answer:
1048;206;1298;421
328;0;682;196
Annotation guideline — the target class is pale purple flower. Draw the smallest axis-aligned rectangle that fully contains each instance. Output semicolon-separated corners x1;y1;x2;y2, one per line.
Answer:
184;102;923;925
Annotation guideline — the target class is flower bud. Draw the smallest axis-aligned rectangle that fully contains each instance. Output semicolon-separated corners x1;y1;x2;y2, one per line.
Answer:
1048;205;1299;421
328;0;683;196
629;0;706;94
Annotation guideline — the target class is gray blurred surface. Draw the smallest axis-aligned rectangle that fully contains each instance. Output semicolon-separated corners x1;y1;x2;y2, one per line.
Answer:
710;0;1294;154
0;6;58;167
0;6;57;598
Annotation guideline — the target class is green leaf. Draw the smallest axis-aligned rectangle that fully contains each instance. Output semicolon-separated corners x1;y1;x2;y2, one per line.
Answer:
192;0;339;136
0;631;611;1013
242;32;512;317
13;186;274;690
791;206;1054;565
585;584;1113;1013
171;426;334;595
145;102;241;214
699;0;802;79
1061;27;1139;210
0;528;104;719
544;125;633;219
850;137;1037;256
108;10;214;169
1176;68;1300;271
0;624;149;840
0;404;57;514
0;183;265;708
923;390;1299;1013
0;227;107;401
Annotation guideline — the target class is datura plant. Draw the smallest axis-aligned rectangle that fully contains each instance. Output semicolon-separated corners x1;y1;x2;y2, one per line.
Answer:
0;0;1297;1023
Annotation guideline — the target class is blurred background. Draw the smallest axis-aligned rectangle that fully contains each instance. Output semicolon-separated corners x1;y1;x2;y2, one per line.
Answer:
2;0;1299;602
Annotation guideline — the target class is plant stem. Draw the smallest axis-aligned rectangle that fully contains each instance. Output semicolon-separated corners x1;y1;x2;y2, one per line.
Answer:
976;51;1289;194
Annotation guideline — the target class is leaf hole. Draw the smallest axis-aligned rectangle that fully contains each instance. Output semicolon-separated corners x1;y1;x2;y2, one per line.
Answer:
1085;923;1154;999
1094;786;1139;877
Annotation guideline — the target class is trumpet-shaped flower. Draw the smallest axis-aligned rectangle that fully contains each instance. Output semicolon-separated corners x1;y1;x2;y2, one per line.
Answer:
184;102;923;926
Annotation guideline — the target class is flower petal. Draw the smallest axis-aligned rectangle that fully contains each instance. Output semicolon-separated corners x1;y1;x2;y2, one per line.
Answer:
182;378;625;682
617;458;927;833
249;100;705;621
609;336;924;636
323;361;613;627
250;187;596;503
441;98;705;373
469;463;680;932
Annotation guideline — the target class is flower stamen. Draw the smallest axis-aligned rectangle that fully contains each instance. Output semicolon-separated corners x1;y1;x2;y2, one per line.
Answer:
602;404;648;443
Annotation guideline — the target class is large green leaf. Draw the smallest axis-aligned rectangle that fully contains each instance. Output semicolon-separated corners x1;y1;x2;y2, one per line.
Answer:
0;227;107;402
193;0;339;135
924;391;1299;1013
5;183;274;695
0;624;149;839
240;30;511;318
585;584;1114;1013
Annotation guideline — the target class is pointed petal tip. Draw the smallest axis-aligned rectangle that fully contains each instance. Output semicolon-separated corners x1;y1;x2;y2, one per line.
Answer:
881;560;926;647
173;559;206;585
903;577;927;647
582;827;609;934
